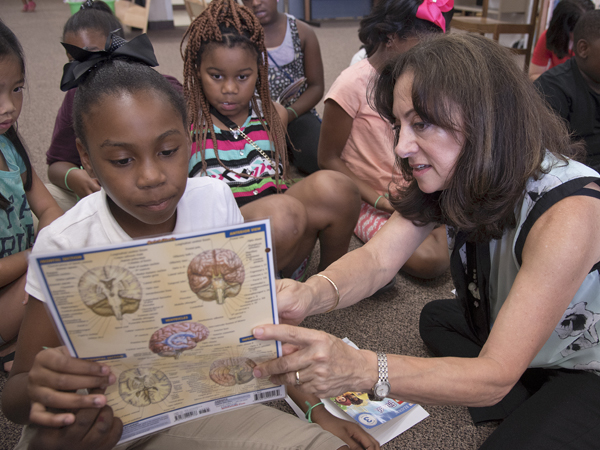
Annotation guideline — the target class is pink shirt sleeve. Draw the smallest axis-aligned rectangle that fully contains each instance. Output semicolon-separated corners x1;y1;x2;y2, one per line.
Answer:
325;62;365;119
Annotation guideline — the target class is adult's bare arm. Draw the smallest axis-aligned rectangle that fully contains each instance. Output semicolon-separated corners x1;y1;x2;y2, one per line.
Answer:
275;212;433;324
258;189;600;406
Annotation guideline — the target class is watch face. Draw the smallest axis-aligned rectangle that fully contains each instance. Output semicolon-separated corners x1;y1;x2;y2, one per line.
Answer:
374;381;390;398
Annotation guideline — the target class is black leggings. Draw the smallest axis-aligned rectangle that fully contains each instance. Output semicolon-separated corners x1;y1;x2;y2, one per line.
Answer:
287;111;321;175
419;299;600;450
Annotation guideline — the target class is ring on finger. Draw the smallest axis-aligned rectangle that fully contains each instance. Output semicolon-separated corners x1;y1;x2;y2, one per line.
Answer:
295;370;302;386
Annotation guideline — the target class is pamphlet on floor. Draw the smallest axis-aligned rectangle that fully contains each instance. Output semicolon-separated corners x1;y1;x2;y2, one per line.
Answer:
286;338;428;445
31;219;284;444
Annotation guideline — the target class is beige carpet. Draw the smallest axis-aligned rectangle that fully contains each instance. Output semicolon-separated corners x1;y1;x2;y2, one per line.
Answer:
0;1;500;448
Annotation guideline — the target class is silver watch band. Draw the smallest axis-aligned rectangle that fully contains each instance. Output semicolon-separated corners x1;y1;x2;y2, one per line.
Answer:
376;352;388;383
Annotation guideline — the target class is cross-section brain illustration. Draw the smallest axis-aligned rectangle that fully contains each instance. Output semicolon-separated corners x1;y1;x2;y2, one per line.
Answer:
149;322;210;359
78;266;142;320
187;249;245;304
118;367;171;407
209;357;257;386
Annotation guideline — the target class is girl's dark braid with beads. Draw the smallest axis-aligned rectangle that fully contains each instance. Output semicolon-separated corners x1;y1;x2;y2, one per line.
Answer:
181;0;289;184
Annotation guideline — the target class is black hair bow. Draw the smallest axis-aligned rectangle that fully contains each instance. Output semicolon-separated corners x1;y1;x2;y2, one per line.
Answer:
60;33;158;91
80;0;95;10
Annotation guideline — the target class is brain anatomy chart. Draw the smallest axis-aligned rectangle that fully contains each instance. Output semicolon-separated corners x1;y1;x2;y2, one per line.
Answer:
149;322;210;359
187;249;245;305
78;266;142;320
35;220;282;440
118;367;172;407
209;357;257;386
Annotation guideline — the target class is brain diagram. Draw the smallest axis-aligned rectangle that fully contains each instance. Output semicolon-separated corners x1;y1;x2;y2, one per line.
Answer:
209;357;257;386
78;266;142;320
149;322;210;359
187;249;245;305
118;367;171;407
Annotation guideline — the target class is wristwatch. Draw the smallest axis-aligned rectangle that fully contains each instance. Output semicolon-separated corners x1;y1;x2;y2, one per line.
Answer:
368;352;391;402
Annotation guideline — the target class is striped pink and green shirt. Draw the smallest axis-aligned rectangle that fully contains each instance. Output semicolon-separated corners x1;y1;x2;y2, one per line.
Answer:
189;112;286;207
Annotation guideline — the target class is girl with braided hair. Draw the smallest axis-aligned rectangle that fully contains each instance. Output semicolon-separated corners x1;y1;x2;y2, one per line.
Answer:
4;29;377;450
182;0;360;280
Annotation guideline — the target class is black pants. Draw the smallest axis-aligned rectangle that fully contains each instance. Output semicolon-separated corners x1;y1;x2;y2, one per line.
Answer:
419;299;600;449
287;111;321;175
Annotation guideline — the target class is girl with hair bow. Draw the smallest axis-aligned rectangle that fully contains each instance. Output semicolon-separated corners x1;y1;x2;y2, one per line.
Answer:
318;0;454;280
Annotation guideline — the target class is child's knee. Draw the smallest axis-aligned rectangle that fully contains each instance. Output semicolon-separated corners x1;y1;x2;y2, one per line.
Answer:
313;170;359;195
417;251;449;278
244;195;308;242
271;197;308;240
405;240;450;279
307;171;361;213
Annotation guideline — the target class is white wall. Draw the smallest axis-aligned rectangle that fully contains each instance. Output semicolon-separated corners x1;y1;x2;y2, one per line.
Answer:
149;0;174;21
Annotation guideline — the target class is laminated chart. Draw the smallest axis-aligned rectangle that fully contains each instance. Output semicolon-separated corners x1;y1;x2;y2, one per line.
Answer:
31;219;284;444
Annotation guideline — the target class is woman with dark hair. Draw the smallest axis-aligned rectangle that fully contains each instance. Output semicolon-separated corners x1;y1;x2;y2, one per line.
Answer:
318;0;453;279
254;33;600;448
529;0;594;81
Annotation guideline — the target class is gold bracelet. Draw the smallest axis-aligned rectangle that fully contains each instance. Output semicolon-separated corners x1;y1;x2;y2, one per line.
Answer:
310;274;340;313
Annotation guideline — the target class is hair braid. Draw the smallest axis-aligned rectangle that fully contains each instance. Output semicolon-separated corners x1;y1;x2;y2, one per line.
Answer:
181;0;289;184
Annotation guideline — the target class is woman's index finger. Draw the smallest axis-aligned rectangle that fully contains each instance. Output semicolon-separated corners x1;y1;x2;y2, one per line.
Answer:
252;323;316;345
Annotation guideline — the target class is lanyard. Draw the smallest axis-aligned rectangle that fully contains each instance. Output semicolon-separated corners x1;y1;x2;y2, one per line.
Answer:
267;52;294;83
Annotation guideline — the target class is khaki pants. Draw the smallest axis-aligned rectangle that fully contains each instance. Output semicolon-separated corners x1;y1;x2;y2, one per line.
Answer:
15;404;346;450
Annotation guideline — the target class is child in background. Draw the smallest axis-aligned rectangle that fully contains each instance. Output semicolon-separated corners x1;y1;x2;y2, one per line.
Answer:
318;0;451;279
3;35;378;450
183;0;360;280
46;0;182;212
241;0;324;174
529;0;594;81
534;9;600;172
0;21;62;374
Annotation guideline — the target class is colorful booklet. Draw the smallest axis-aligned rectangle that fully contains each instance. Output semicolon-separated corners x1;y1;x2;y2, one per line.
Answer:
31;219;284;444
286;338;428;445
329;391;419;429
276;76;306;106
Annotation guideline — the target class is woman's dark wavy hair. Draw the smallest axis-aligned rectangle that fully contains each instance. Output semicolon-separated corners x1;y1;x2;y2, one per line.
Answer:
73;60;187;149
371;33;582;242
63;0;125;41
0;19;32;210
546;0;594;59
358;0;453;57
